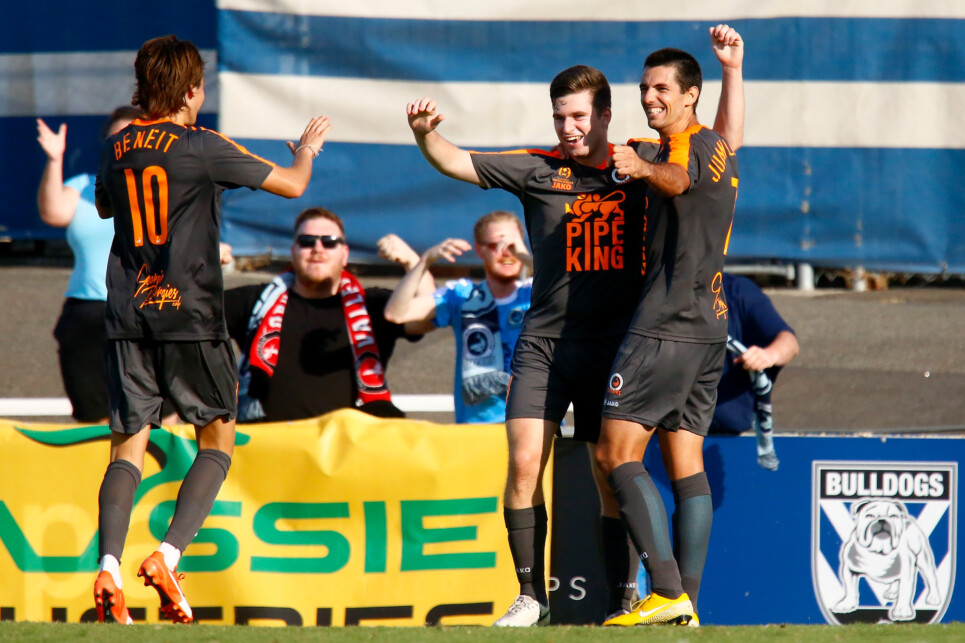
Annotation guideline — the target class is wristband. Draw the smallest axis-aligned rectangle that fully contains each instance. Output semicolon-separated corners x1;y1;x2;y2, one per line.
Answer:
295;144;321;159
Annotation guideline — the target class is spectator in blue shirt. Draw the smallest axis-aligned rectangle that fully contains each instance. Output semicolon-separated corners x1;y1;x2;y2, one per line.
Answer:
710;273;799;435
383;211;532;423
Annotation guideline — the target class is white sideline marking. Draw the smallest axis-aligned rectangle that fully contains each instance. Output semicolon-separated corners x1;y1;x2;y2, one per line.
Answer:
0;395;455;417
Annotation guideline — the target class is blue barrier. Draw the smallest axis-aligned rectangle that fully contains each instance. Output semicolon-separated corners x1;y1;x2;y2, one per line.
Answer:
550;433;962;625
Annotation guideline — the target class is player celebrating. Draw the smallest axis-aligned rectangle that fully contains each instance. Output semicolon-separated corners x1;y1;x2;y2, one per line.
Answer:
598;45;740;627
92;34;330;624
405;23;743;627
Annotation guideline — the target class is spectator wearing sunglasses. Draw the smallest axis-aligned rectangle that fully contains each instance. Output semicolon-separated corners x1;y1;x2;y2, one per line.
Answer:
223;207;427;422
383;211;532;424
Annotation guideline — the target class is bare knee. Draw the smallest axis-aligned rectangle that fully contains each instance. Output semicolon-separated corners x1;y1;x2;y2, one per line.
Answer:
507;444;543;491
196;416;236;457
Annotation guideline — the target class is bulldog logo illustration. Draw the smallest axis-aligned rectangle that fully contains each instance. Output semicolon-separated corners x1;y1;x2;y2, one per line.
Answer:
812;461;956;625
832;498;942;621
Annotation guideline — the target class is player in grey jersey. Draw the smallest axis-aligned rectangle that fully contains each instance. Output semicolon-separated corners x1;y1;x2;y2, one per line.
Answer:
92;34;331;625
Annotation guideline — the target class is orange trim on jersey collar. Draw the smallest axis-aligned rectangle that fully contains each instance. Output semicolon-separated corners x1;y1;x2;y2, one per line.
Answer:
132;118;187;128
469;147;563;158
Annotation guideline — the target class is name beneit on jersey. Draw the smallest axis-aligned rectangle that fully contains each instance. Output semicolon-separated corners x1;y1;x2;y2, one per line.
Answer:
114;128;180;160
563;192;625;272
134;264;183;310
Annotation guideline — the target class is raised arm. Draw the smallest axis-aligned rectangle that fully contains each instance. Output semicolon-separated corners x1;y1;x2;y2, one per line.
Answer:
36;119;80;227
259;115;332;198
384;238;472;332
709;23;744;151
377;233;436;298
406;97;482;185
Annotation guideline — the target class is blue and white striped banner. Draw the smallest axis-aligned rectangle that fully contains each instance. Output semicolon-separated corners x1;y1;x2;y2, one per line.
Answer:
0;2;217;242
215;1;965;272
4;2;965;273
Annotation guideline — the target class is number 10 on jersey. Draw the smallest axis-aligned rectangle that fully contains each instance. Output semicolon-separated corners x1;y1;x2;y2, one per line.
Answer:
124;166;169;246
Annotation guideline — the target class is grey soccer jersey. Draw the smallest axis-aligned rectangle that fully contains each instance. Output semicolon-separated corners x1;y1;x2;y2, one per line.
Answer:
626;125;739;342
95;119;274;341
471;146;646;339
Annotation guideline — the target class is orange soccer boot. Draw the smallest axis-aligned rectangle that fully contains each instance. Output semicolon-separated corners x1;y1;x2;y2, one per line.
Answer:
93;571;133;624
138;551;193;623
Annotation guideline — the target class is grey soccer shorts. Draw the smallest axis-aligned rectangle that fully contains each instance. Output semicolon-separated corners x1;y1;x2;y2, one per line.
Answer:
107;339;238;433
601;334;725;436
506;334;623;443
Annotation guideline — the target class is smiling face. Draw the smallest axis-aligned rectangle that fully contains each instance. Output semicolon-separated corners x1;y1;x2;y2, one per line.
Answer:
639;64;698;137
553;89;611;167
475;219;525;284
291;215;348;297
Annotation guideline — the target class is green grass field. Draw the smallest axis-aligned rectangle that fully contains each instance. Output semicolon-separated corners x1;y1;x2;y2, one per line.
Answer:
1;622;964;642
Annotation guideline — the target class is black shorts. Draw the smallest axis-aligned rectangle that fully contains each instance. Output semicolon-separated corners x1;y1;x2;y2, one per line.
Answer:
53;298;109;423
107;339;238;434
602;334;725;436
506;334;623;443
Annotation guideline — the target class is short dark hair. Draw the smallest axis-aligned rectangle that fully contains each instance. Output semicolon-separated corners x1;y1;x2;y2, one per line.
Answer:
644;48;702;110
550;65;611;115
132;35;205;119
473;211;524;245
100;106;145;141
293;207;345;236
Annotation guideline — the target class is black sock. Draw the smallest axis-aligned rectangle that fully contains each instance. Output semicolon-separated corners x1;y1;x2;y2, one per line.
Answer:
163;449;231;552
504;505;548;605
672;472;712;611
608;462;683;600
600;516;638;613
98;459;142;560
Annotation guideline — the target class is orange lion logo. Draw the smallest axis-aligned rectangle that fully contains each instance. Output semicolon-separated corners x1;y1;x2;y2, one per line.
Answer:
564;191;626;222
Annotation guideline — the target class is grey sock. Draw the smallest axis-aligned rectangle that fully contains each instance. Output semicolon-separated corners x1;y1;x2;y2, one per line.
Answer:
163;449;231;552
608;461;683;600
98;459;142;560
672;472;712;611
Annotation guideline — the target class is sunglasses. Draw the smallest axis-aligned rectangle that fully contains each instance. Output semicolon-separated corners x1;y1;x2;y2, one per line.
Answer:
295;234;346;249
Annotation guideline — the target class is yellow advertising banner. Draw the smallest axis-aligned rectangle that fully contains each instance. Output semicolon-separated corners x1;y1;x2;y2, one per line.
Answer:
0;410;550;626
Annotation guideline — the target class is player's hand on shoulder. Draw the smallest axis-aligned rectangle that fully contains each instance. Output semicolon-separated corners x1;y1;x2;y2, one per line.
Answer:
406;97;446;135
287;115;332;158
710;23;743;69
611;144;646;180
219;242;233;266
36;119;67;160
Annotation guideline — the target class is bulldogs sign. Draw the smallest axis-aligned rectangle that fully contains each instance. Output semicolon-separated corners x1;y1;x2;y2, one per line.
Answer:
812;461;957;624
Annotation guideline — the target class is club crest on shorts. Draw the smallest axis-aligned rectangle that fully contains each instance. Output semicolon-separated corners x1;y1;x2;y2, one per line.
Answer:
811;460;957;624
607;373;624;396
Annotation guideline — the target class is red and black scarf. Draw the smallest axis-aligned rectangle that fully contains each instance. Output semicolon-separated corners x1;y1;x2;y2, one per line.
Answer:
237;271;391;421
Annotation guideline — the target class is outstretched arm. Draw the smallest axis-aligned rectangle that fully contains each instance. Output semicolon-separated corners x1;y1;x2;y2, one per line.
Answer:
407;97;482;185
384;238;472;332
709;23;744;151
260;115;333;198
36;119;80;227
